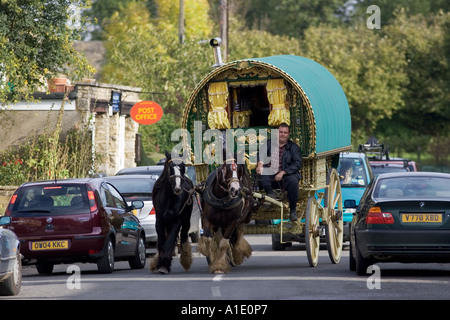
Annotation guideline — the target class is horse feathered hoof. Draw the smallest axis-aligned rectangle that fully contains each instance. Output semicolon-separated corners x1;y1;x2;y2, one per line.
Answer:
213;269;225;274
157;267;169;274
180;242;193;271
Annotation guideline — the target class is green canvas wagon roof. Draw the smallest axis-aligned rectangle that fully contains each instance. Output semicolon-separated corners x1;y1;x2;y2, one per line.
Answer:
250;55;351;155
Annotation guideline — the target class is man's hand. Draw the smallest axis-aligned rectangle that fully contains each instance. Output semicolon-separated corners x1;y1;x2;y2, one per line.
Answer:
274;171;286;181
256;161;264;175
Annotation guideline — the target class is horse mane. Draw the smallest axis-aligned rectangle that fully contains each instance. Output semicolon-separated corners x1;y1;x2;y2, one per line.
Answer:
238;163;251;190
153;155;192;212
153;158;171;210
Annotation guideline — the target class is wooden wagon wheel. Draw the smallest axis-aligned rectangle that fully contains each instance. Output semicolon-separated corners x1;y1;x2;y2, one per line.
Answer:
305;196;320;267
325;168;344;264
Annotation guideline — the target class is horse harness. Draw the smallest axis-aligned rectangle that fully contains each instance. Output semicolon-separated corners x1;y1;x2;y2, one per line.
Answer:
167;163;197;215
201;167;253;223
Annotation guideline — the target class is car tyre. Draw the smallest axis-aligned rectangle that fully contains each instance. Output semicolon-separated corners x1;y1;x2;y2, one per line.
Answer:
97;238;115;274
36;261;54;275
129;236;146;269
349;239;356;271
271;234;289;251
355;241;371;276
0;248;22;296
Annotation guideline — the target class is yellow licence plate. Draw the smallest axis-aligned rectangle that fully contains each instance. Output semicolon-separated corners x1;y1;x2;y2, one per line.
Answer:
31;240;69;251
402;213;442;223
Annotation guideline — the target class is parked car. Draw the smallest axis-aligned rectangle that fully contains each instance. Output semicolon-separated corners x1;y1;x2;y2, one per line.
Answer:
0;216;21;296
358;141;420;175
4;178;146;274
116;166;202;242
370;158;420;175
104;175;158;245
116;165;163;177
370;161;410;176
337;152;374;241
348;172;450;275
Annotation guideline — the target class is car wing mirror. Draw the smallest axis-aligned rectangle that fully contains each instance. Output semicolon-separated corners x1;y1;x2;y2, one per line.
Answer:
0;216;12;226
131;200;144;210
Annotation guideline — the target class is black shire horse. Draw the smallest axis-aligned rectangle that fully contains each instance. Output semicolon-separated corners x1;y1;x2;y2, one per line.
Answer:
150;151;194;274
198;159;255;274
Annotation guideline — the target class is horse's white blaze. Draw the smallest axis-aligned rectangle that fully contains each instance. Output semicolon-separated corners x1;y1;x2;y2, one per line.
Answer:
174;166;181;190
230;169;240;192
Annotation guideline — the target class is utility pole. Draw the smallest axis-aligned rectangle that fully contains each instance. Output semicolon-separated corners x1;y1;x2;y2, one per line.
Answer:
179;0;185;44
219;0;228;62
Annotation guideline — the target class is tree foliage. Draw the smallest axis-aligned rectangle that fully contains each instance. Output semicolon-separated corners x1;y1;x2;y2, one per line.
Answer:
301;23;408;143
242;0;344;37
0;0;95;104
101;1;213;154
100;0;449;160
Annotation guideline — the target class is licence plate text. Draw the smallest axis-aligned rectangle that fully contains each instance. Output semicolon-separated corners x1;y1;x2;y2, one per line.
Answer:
402;213;442;223
31;240;69;251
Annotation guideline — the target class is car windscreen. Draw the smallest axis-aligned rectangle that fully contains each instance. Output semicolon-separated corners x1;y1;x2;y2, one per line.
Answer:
107;178;156;201
12;184;90;216
374;176;450;199
337;157;369;187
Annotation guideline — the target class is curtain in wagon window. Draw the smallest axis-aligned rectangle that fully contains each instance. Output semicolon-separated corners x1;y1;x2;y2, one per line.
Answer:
267;79;290;126
207;82;231;129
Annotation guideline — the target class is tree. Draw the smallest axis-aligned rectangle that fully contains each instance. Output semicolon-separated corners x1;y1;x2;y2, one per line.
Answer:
242;0;344;37
301;24;408;143
380;11;450;138
101;1;213;154
349;0;449;26
0;0;94;105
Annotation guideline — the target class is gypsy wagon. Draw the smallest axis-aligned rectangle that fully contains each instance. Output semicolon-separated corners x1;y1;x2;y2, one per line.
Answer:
181;47;352;267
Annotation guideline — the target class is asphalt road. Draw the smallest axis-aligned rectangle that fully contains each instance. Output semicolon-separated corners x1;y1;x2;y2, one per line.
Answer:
4;235;450;304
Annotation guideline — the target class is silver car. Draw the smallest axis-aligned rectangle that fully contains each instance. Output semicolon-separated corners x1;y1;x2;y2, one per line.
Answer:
0;216;21;296
115;166;201;242
105;175;158;244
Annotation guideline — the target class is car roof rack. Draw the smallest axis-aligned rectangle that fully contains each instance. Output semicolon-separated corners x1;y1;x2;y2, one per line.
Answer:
358;136;389;160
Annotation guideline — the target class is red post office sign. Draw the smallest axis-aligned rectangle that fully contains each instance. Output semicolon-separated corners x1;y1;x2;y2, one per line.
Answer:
130;101;163;125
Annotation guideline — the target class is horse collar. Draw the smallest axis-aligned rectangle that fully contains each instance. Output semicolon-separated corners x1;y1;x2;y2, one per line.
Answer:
203;169;243;210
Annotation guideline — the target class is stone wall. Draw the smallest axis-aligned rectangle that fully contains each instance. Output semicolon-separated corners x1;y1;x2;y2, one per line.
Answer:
1;81;142;178
74;81;141;175
0;186;17;215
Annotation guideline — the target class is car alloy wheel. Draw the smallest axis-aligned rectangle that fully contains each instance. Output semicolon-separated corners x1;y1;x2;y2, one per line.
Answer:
129;237;146;269
97;238;115;274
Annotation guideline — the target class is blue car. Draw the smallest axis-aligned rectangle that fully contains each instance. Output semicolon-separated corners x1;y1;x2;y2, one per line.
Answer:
337;152;374;241
0;216;21;296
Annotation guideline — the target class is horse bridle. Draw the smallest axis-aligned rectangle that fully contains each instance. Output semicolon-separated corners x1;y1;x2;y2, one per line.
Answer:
167;161;187;195
216;161;241;194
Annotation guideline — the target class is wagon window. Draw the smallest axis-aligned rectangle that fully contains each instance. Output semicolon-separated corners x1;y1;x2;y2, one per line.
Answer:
207;79;290;129
231;86;270;127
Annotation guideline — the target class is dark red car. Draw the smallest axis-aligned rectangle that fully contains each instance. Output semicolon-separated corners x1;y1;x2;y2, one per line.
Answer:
4;178;146;274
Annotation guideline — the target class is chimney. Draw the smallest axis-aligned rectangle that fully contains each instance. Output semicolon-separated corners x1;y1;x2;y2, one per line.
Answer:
210;37;224;68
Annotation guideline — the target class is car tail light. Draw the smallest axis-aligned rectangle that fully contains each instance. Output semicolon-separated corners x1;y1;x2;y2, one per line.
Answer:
366;207;394;224
87;188;98;212
150;207;156;215
4;194;17;216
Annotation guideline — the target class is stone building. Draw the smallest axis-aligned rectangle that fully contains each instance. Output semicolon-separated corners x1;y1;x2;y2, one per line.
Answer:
1;80;142;176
